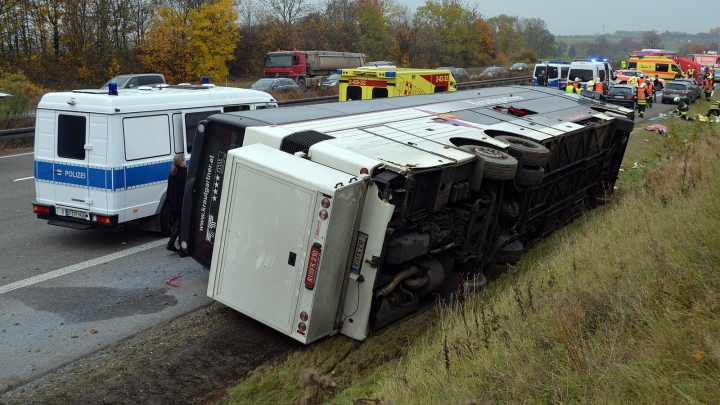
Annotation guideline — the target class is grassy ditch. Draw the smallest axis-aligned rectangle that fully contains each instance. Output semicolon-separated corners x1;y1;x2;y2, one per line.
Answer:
219;99;720;404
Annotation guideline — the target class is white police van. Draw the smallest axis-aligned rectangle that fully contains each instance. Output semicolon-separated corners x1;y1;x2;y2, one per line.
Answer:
533;61;570;88
32;82;277;234
567;59;613;89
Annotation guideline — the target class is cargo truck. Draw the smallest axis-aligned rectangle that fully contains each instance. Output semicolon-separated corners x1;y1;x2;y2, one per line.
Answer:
264;50;366;91
180;87;635;344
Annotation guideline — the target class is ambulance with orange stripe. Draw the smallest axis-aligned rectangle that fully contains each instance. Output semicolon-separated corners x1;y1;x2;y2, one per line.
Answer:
628;55;683;82
337;66;456;102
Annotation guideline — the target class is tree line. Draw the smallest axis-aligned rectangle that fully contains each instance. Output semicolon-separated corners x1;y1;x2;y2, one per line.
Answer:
0;0;556;89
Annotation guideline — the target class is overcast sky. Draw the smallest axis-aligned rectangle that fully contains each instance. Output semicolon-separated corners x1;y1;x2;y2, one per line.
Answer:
393;0;719;36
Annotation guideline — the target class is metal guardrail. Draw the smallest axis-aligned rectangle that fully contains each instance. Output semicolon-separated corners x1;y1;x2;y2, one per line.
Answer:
0;76;533;140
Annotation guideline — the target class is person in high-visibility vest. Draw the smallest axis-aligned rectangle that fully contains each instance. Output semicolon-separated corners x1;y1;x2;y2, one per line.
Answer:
674;97;693;121
707;101;720;120
688;67;695;79
586;78;595;92
635;83;648;118
645;81;653;108
621;59;627;69
637;74;645;87
566;82;575;93
704;77;714;101
572;77;581;94
594;77;604;95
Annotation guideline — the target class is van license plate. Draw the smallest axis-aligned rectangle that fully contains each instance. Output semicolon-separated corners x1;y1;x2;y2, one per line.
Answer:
65;209;89;220
351;232;368;274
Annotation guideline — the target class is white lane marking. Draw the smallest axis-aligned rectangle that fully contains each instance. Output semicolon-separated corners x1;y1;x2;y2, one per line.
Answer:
0;152;33;159
13;176;34;182
0;240;166;295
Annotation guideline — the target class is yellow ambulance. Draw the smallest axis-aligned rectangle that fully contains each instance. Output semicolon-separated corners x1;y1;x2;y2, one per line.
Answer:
338;66;456;102
628;55;682;82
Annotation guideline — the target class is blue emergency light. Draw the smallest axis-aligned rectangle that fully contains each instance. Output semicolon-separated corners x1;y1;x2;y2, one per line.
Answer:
108;82;118;96
337;69;342;74
385;71;396;77
202;76;210;84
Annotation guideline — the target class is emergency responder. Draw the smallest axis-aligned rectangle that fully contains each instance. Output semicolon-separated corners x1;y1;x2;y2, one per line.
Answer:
637;74;645;87
688;66;695;79
594;77;604;95
704;76;714;101
586;78;595;92
635;83;648;118
707;101;720;120
565;80;575;93
675;97;693;121
573;77;581;94
537;69;548;86
645;80;653;108
621;59;627;69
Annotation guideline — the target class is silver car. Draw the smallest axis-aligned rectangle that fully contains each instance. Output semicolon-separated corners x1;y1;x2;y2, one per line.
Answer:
661;81;697;104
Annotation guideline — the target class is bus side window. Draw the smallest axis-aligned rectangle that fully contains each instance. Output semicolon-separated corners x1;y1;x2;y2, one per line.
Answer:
223;105;250;112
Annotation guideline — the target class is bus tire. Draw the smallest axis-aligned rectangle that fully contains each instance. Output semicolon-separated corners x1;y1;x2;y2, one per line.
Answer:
515;166;545;186
464;146;518;180
493;135;550;167
496;240;524;264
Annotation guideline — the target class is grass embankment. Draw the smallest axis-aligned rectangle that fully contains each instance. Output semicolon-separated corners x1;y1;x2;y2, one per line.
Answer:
220;100;720;405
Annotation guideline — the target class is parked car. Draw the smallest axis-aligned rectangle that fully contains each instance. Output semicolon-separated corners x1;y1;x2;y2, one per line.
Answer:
479;66;508;78
101;73;166;89
672;78;703;99
437;67;470;83
606;84;637;110
510;62;529;72
250;78;300;93
661;81;697;104
319;74;340;89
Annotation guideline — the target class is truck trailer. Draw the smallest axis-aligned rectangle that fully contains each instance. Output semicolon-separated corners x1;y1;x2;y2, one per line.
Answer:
180;87;635;344
264;50;366;91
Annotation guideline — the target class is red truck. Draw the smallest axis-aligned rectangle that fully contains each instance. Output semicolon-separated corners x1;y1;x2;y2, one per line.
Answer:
264;50;366;91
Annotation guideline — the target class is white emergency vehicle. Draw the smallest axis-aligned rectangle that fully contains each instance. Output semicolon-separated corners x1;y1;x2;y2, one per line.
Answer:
182;87;635;344
32;83;277;234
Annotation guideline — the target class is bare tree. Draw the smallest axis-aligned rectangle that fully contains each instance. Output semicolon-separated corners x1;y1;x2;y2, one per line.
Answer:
641;30;662;49
594;34;610;57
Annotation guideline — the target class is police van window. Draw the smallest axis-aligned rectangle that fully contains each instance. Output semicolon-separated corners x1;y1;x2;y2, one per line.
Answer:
561;67;569;77
185;110;220;154
569;69;594;82
172;113;184;154
372;87;388;98
223;105;250;113
598;70;606;82
123;115;171;161
346;86;362;101
548;66;559;78
57;115;86;160
656;64;669;72
534;66;545;76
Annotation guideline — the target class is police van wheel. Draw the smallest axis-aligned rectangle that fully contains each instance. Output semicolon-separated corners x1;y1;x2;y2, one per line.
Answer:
160;203;175;236
493;135;550;167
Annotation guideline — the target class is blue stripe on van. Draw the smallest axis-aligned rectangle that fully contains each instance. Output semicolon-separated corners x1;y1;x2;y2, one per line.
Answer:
34;159;171;191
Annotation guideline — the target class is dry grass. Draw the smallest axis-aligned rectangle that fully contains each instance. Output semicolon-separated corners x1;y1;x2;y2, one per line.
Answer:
221;101;720;405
